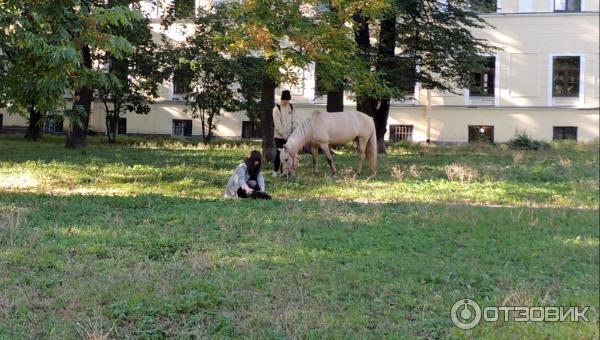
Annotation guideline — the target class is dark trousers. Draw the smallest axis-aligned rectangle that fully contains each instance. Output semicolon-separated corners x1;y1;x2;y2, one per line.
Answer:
236;180;258;198
274;138;286;172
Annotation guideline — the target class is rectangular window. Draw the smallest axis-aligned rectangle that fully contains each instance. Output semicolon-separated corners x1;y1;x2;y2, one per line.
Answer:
470;57;495;97
389;125;414;142
173;66;193;95
553;126;577;140
173;119;192;137
518;0;533;12
242;121;262;139
472;0;497;13
554;0;581;12
314;63;326;98
468;125;494;143
43;115;64;133
174;0;196;18
0;114;3;130
118;118;127;135
389;56;417;96
553;56;580;97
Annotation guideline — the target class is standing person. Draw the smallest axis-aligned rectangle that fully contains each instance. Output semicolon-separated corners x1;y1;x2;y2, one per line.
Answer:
224;150;267;198
272;90;298;177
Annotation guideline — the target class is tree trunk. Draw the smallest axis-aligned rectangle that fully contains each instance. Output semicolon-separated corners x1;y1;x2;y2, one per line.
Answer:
326;89;344;112
374;100;390;153
66;46;93;149
353;12;378;117
207;111;215;144
260;71;276;162
24;105;43;141
106;115;117;144
373;16;397;154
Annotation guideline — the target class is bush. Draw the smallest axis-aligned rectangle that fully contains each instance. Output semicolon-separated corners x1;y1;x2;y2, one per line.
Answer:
507;130;550;151
445;163;479;182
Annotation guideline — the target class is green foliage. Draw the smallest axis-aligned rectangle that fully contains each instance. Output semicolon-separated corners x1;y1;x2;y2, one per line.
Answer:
176;4;241;144
508;130;551;150
235;56;266;124
373;0;496;98
96;2;169;143
0;0;141;139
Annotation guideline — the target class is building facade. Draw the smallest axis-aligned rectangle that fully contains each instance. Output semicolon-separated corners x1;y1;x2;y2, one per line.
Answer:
2;0;599;142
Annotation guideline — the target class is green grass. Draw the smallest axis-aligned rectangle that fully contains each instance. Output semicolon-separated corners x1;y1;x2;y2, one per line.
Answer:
0;134;598;339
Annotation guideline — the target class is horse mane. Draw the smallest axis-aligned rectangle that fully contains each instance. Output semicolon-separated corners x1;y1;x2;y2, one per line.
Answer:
285;116;315;154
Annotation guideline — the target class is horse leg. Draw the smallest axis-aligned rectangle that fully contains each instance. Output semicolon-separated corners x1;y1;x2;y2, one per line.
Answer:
320;143;337;177
311;144;319;174
356;137;367;175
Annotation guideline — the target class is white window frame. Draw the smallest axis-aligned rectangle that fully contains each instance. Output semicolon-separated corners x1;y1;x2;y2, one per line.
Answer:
551;0;586;12
547;53;585;106
464;53;500;106
518;0;533;12
170;0;202;17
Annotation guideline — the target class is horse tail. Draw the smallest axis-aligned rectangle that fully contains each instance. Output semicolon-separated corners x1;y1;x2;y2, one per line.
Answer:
366;120;377;176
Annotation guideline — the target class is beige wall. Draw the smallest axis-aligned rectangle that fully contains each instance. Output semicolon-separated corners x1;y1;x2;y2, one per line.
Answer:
499;0;600;13
82;103;599;143
1;112;28;127
387;106;598;142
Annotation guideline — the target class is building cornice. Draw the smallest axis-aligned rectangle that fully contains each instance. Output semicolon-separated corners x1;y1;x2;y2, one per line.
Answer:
148;100;599;111
482;11;599;18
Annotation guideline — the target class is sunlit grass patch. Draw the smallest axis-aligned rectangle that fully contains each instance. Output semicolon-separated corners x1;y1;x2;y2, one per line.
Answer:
0;134;597;338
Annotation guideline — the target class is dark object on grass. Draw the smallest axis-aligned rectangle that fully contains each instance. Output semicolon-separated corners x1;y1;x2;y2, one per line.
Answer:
236;188;272;200
251;191;272;200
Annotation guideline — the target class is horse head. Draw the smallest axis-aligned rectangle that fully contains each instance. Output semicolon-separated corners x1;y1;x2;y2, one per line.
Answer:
278;146;299;177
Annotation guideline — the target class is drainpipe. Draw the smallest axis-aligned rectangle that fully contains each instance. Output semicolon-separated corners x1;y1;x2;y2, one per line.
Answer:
426;89;432;144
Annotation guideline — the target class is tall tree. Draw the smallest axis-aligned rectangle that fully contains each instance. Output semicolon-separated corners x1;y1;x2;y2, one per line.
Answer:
0;1;78;141
353;0;493;152
97;1;167;144
0;0;140;146
65;1;141;148
230;0;315;161
178;4;240;144
236;56;266;127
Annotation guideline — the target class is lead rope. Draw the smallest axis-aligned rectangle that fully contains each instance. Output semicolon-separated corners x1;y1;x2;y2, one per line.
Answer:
284;169;290;226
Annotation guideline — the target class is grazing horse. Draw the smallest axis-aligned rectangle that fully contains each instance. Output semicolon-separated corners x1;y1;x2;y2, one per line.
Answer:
278;110;377;177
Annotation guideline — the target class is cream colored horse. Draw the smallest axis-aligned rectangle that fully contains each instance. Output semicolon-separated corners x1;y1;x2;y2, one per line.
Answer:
278;110;377;177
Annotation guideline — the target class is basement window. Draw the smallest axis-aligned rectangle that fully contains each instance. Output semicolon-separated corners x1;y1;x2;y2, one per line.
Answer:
553;126;577;140
118;118;127;135
468;125;494;143
389;125;414;142
43;115;64;133
242;121;262;139
173;119;192;137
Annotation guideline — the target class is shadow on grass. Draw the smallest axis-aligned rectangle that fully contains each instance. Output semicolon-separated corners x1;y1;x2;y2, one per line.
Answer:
0;191;597;338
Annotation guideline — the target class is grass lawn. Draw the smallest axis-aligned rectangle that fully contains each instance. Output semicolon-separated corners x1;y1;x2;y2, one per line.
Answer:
0;134;598;339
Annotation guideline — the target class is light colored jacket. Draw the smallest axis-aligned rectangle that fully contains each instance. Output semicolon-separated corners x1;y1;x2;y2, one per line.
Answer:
273;103;298;139
224;162;266;198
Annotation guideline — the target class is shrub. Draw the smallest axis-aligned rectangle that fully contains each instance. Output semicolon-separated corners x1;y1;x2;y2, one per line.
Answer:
507;130;550;151
445;163;479;182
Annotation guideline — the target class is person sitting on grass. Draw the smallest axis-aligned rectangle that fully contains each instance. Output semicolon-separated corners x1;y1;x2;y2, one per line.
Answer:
224;150;270;199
